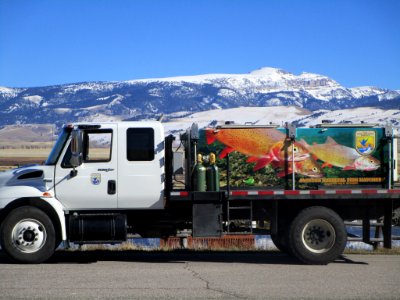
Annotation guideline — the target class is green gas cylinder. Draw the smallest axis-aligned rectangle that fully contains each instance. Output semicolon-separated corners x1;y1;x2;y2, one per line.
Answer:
206;153;220;191
193;154;206;191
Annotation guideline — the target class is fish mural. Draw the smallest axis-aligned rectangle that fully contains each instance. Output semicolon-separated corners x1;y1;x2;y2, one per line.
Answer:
300;137;380;171
200;126;387;188
206;128;310;172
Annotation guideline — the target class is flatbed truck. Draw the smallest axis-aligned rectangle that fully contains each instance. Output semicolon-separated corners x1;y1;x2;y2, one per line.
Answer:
0;121;398;264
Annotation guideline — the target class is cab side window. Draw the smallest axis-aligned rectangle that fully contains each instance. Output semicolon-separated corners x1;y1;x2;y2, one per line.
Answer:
127;128;154;161
83;130;112;162
61;130;112;168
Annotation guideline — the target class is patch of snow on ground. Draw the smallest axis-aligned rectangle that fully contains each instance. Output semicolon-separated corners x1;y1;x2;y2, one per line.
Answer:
85;113;124;122
211;103;222;109
306;87;348;101
267;98;284;105
217;88;236;98
0;89;24;101
166;111;191;118
62;82;115;94
108;95;125;106
350;86;386;98
148;88;163;97
85;104;108;111
302;108;400;128
0;87;24;98
378;91;400;101
54;108;72;114
97;96;112;101
22;95;43;105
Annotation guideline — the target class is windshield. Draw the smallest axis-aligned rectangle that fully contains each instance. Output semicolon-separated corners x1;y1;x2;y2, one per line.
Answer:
45;127;71;165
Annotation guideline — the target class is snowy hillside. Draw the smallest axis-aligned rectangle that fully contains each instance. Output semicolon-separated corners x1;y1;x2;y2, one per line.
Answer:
295;107;400;127
163;106;400;138
163;106;309;134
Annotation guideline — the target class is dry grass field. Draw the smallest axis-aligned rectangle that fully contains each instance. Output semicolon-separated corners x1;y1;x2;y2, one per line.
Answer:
0;124;55;170
0;148;51;170
0;147;111;171
0;136;399;176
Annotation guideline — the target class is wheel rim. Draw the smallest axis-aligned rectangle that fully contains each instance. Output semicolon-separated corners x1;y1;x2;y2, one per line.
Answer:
11;219;47;253
301;219;335;254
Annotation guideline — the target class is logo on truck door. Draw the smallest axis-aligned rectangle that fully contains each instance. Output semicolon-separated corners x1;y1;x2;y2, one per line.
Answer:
355;131;376;155
90;173;101;185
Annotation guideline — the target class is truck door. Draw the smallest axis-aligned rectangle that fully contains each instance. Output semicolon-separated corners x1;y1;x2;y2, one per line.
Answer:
117;123;165;209
54;124;118;209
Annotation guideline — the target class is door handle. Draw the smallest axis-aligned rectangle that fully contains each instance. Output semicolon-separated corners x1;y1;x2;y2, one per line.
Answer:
108;180;116;195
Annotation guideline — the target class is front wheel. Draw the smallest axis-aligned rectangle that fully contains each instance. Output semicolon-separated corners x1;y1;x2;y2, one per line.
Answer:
0;206;56;263
288;206;347;265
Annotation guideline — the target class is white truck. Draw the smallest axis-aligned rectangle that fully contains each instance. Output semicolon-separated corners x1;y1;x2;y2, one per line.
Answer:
0;121;399;264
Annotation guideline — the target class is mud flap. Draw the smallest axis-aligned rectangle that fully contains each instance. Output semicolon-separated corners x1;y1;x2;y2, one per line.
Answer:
192;192;224;237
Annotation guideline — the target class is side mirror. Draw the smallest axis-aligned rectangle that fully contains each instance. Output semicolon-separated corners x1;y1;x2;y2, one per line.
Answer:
70;129;82;168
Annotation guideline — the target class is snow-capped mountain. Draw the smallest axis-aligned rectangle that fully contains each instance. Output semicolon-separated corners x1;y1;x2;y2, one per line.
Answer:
0;67;399;129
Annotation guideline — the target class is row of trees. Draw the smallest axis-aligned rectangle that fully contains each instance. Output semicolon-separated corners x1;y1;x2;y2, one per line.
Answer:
0;145;52;150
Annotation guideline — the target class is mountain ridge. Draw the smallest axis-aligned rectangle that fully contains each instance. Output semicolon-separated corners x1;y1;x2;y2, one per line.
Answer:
0;67;399;128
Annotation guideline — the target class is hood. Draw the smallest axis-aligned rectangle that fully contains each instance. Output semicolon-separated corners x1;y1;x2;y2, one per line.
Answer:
0;165;54;191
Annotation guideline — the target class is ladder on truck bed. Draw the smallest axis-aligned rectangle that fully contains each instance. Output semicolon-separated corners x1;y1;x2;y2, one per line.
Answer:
226;199;253;234
224;152;254;234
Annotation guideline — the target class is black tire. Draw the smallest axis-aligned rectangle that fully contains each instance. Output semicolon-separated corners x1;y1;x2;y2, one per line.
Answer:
0;206;56;263
288;206;347;265
271;233;288;253
271;219;291;254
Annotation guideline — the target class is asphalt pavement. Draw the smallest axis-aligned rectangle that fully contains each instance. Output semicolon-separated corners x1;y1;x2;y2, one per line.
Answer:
0;250;399;299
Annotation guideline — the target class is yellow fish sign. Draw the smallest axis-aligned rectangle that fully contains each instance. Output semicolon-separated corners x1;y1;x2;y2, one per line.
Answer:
355;131;376;155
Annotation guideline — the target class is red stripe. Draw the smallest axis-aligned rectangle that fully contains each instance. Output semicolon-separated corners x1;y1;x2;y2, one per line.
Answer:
310;190;326;195
362;190;377;194
258;190;275;195
231;191;248;196
176;189;398;198
284;190;300;195
336;190;352;195
389;189;400;194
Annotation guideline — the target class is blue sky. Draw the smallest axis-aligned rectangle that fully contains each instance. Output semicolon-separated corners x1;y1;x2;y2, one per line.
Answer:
0;0;399;89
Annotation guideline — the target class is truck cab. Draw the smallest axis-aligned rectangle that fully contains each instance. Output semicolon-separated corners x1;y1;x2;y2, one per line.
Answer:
49;122;165;210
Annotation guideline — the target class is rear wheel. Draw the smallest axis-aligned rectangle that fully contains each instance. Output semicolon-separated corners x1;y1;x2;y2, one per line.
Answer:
0;206;56;263
271;218;291;254
288;206;347;265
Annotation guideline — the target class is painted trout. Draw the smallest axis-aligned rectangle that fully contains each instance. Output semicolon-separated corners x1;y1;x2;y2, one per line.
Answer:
300;137;380;171
271;157;323;178
206;128;310;171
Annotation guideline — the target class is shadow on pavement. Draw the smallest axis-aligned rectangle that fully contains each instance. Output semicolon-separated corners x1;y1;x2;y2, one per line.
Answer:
0;250;368;265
